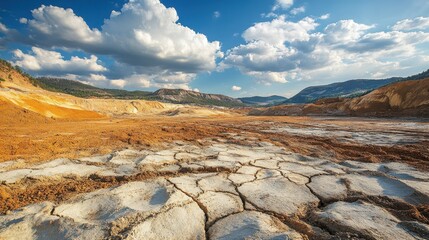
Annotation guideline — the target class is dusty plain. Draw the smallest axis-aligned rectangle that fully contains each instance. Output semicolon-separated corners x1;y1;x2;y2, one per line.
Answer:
1;111;429;239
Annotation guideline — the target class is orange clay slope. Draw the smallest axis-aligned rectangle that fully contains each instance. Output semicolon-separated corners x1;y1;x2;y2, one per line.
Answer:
0;63;104;119
0;62;233;119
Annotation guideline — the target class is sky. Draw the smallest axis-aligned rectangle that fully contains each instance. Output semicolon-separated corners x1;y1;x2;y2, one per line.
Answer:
1;0;429;98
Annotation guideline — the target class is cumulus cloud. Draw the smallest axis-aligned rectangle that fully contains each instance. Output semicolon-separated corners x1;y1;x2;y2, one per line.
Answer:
213;11;221;18
28;5;102;47
319;14;330;20
0;23;9;34
324;20;374;44
12;47;106;74
19;18;28;24
392;16;429;31
242;16;318;46
273;0;294;10
222;16;429;84
4;0;223;90
290;6;305;15
231;85;242;91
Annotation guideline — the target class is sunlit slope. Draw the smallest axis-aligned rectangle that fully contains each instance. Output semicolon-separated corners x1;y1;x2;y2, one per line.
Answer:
0;61;232;118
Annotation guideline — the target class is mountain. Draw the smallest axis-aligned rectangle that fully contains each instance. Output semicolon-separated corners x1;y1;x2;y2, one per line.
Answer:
285;77;402;104
32;77;244;107
239;95;287;106
284;68;429;104
250;77;429;118
152;88;243;107
35;77;153;99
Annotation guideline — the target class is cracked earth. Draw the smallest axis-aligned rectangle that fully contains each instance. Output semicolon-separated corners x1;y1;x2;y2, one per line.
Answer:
0;117;429;239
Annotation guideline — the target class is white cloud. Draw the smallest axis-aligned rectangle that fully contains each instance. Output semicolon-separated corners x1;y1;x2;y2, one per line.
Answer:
223;16;429;84
110;79;127;88
19;18;28;24
213;11;220;18
12;47;106;74
319;14;330;20
232;85;242;91
324;20;374;44
28;5;102;46
273;0;294;10
290;6;305;15
243;16;318;46
7;0;223;90
392;16;429;31
89;74;107;81
193;88;200;92
0;23;9;34
261;12;278;19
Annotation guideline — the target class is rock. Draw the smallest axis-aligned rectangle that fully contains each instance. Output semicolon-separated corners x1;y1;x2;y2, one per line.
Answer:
284;172;309;185
0;161;104;184
0;168;32;183
228;173;255;185
278;162;326;177
255;169;281;179
0;202;105;240
236;166;260;175
198;174;237;194
79;154;112;163
344;174;427;204
218;149;274;164
197;191;243;225
198;160;239;171
307;175;347;202
238;177;319;217
158;164;181;173
124;202;205;240
315;201;416;240
169;173;215;197
175;152;201;161
138;150;177;166
208;211;303;240
54;180;191;224
109;149;146;165
180;162;204;171
382;162;429;181
252;160;279;169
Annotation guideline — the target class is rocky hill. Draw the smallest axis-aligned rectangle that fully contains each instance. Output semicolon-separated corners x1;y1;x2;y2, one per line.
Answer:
33;77;244;107
239;95;287;106
250;78;429;117
285;77;402;104
152;88;244;107
283;68;429;104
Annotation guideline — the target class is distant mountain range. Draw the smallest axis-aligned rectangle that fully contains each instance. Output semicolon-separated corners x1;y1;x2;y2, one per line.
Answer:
239;95;288;106
11;62;429;108
250;77;429;118
33;77;244;107
283;68;429;104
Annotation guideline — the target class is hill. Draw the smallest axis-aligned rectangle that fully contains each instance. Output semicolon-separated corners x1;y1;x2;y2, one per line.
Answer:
152;88;243;107
250;78;429;118
34;77;152;99
285;77;401;104
284;68;429;104
239;95;287;106
33;77;244;107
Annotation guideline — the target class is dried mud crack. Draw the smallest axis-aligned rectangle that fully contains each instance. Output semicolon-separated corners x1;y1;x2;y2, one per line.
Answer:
1;117;429;239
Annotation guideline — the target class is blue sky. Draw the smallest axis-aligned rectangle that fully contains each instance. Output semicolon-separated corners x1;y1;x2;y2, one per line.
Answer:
1;0;429;97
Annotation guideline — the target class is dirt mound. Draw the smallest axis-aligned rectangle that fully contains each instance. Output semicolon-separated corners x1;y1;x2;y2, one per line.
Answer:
251;78;429;117
0;99;51;125
346;78;429;117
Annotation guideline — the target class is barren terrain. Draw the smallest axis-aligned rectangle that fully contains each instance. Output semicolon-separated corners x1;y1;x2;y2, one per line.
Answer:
1;63;429;239
1;114;428;239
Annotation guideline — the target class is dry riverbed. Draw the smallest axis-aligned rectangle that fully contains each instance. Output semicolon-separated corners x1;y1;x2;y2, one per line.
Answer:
0;116;428;239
